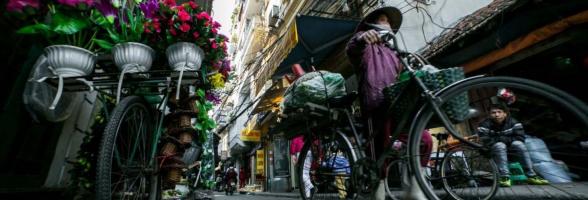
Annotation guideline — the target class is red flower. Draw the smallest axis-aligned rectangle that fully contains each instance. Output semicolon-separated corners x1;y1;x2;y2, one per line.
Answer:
196;11;211;21
192;31;200;39
211;28;217;34
179;23;190;32
210;39;218;49
178;10;191;21
189;1;198;9
213;21;221;29
163;0;176;6
170;28;177;36
152;20;161;32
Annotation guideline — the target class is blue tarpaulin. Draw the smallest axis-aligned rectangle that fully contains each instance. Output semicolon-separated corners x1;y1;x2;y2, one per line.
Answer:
272;15;359;78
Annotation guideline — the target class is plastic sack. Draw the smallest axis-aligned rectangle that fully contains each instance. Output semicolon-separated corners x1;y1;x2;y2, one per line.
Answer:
281;71;346;112
525;136;553;163
533;161;572;183
22;55;82;122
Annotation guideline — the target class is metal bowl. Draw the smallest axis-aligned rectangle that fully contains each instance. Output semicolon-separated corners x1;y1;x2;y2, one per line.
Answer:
166;42;204;71
112;42;156;73
44;45;96;77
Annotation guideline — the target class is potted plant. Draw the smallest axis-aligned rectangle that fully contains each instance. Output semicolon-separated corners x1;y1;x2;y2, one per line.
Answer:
92;0;156;73
6;0;98;77
7;0;99;110
149;0;228;73
144;0;229;99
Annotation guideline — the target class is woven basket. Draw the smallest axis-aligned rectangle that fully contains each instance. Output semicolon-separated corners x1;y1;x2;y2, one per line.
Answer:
179;132;193;144
161;142;177;156
383;67;469;122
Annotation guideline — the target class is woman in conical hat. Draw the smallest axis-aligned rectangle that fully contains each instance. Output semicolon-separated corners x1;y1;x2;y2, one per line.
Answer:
346;6;432;200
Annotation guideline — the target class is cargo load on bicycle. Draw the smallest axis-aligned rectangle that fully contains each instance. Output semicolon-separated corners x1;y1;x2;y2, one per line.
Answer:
281;71;347;113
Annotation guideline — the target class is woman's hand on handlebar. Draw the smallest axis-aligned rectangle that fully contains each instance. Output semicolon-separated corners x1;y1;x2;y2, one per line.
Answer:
360;30;381;44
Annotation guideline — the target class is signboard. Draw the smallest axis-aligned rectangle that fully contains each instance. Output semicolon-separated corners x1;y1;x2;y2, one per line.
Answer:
241;128;261;142
256;149;264;174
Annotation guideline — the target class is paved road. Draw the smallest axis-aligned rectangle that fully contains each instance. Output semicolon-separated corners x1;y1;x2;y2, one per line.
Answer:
213;192;298;200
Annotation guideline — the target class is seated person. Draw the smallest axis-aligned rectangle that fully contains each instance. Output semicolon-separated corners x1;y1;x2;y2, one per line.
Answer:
323;150;350;200
476;103;549;187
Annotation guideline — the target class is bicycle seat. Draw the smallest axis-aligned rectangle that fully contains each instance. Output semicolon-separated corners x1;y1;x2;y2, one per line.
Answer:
328;91;358;108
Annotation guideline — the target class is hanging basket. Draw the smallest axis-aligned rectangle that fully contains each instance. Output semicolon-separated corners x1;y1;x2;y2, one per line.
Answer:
166;42;204;71
44;45;96;77
112;42;156;73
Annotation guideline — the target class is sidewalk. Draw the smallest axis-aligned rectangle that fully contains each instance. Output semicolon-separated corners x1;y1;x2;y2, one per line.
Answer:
241;182;588;200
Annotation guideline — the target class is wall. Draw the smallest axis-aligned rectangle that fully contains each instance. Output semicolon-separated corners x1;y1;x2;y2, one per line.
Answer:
383;0;492;52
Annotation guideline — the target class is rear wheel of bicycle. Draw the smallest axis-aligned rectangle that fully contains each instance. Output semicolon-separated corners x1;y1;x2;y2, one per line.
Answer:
297;131;357;200
440;146;498;200
96;96;159;200
408;76;588;200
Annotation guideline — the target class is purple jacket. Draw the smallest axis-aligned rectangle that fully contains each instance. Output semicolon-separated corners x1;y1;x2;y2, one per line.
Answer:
346;31;403;112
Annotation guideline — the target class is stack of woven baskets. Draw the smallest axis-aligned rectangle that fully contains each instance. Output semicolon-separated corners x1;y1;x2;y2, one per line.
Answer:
160;88;200;189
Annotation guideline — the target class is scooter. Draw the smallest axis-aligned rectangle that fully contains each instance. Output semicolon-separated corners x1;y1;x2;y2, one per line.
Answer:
225;181;235;195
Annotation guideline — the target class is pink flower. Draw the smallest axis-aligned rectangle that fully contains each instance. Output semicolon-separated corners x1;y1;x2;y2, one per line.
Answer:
178;10;191;21
189;1;198;9
169;28;177;36
196;12;211;21
179;23;190;32
192;31;200;39
212;21;221;29
211;28;217;34
6;0;40;13
210;40;218;49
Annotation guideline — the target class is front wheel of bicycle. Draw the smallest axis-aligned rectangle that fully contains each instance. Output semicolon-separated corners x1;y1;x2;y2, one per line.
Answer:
96;96;159;200
440;145;499;200
297;131;358;200
408;76;588;200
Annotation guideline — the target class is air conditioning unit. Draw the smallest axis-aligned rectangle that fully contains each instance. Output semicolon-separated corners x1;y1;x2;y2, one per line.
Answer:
269;5;280;28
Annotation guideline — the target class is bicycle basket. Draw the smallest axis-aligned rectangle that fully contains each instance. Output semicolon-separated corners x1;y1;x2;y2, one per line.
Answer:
383;67;469;122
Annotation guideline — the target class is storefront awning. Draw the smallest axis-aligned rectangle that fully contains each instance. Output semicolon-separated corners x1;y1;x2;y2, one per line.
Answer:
271;15;359;79
252;78;289;114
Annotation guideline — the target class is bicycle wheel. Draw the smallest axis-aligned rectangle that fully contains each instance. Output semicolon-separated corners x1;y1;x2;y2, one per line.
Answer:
297;131;357;200
384;160;406;200
408;76;588;200
440;145;498;200
96;96;159;200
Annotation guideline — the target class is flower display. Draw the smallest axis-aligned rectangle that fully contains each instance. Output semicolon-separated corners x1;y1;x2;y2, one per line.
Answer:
144;0;229;76
91;0;156;51
6;0;98;49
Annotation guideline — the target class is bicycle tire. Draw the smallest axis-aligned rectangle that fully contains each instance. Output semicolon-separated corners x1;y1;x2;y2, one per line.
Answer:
96;96;159;200
297;131;358;200
440;146;499;200
408;76;588;200
384;159;406;200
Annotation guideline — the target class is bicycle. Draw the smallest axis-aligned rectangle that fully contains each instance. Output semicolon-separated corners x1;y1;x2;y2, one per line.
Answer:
287;29;588;200
44;57;208;199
